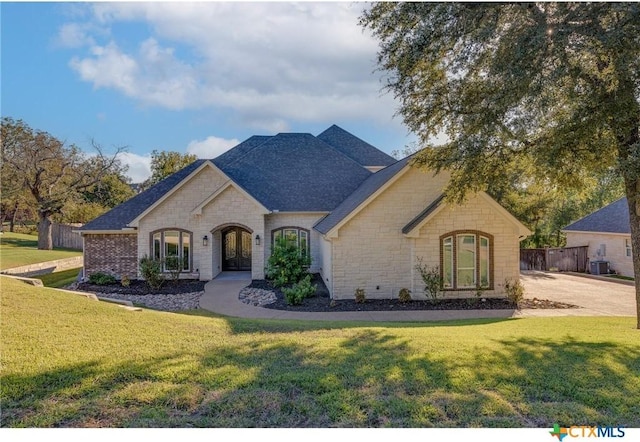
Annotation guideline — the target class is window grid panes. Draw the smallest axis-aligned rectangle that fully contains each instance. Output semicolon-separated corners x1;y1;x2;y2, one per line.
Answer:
457;235;476;288
272;227;310;258
626;239;632;257
151;230;192;272
441;232;491;290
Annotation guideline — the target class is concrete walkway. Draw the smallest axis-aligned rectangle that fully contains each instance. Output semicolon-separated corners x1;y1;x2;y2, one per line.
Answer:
199;271;636;322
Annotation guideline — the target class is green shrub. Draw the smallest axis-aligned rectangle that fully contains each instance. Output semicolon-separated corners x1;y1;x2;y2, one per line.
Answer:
88;272;117;285
139;255;165;290
265;235;311;287
354;288;366;304
504;278;525;308
282;274;317;305
164;255;184;282
398;288;412;303
415;258;443;303
121;275;131;287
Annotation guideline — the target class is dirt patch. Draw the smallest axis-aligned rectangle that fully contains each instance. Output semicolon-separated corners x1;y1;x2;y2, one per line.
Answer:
251;275;580;312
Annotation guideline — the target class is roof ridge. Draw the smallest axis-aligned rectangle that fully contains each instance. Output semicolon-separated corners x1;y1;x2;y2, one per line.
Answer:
219;135;272;168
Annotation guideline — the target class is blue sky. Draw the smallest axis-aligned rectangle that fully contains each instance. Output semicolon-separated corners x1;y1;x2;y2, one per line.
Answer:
2;2;417;183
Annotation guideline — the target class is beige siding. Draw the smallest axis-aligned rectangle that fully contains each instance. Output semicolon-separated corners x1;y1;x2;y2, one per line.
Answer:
330;168;522;300
565;232;633;277
264;213;327;274
137;165;266;280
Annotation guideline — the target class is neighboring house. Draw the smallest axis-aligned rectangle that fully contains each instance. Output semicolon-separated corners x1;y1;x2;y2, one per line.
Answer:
563;197;633;277
77;125;531;300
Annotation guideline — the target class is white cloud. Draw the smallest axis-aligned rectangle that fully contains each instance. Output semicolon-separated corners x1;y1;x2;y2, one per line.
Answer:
56;22;96;48
117;151;152;183
63;2;401;131
186;136;240;159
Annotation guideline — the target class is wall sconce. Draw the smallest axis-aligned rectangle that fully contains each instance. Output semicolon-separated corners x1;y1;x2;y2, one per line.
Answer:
255;234;261;246
203;235;209;247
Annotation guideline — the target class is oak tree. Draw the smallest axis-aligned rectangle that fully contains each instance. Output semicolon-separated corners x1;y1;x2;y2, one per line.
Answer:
361;2;640;327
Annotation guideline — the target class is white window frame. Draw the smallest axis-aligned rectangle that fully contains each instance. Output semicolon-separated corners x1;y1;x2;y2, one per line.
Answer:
151;229;192;272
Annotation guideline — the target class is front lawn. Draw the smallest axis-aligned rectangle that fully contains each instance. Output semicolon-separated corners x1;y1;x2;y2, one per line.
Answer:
35;267;82;288
2;276;639;428
0;232;82;270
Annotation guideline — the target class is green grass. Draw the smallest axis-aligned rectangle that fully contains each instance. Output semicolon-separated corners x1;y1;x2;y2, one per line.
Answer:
2;276;639;428
608;275;635;281
0;232;82;270
35;267;82;288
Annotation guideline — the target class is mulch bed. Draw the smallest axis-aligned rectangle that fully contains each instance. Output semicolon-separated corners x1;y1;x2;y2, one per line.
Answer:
254;275;581;313
75;279;206;295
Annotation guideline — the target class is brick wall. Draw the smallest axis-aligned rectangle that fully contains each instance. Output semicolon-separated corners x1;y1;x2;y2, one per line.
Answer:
84;233;138;279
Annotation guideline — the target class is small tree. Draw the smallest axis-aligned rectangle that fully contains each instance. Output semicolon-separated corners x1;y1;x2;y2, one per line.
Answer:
415;258;443;303
265;235;311;287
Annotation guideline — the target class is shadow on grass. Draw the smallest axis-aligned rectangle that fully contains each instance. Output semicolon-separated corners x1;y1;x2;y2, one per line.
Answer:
177;309;518;333
3;328;639;428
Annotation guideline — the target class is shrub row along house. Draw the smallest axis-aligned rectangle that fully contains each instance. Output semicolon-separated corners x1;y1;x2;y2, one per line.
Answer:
78;125;530;300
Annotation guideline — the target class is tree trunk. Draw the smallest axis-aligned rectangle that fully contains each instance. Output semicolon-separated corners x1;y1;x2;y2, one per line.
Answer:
625;180;640;330
10;200;19;232
38;212;53;250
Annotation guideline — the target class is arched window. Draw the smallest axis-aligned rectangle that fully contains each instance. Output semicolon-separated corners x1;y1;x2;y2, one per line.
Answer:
272;227;310;257
151;229;192;272
441;231;492;289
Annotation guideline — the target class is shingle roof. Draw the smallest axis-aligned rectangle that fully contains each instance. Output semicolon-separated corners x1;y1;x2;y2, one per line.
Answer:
563;197;630;234
213;135;271;169
80;125;400;231
220;133;372;212
317;124;396;167
314;156;412;234
79;160;207;231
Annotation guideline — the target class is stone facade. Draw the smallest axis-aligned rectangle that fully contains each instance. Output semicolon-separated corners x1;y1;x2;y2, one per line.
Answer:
83;233;138;279
565;232;634;277
136;163;267;280
83;162;527;297
326;168;524;300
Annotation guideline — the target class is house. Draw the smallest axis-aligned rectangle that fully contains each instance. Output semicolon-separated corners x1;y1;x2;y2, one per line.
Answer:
78;125;531;300
563;197;634;277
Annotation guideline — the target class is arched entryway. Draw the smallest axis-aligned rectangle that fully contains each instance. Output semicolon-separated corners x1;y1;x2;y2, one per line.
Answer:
221;226;252;271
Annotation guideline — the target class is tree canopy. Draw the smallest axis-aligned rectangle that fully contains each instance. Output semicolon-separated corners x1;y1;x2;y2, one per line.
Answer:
360;2;640;327
1;117;126;249
143;150;198;189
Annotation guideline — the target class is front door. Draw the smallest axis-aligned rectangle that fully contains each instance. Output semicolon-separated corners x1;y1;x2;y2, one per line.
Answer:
222;227;252;271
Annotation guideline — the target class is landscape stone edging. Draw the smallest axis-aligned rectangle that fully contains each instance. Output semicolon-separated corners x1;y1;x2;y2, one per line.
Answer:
1;256;83;277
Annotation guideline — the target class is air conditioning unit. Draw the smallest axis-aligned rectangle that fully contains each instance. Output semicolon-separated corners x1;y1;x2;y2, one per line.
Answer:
590;261;610;275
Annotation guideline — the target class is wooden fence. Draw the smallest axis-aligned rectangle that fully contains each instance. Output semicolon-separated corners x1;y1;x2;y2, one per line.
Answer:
52;223;83;250
520;246;589;273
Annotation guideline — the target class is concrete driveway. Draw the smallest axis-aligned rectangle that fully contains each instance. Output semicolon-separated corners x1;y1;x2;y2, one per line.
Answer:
520;271;636;317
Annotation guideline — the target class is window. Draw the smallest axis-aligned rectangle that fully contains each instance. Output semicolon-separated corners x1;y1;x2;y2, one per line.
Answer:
151;229;192;272
272;227;310;257
626;238;632;258
441;231;493;289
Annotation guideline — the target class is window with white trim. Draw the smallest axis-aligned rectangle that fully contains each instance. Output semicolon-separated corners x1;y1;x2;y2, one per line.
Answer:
626;238;632;258
272;227;309;257
151;229;192;271
441;232;492;289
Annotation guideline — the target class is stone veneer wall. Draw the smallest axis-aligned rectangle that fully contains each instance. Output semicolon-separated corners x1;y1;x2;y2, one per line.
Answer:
329;167;522;300
83;233;138;279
